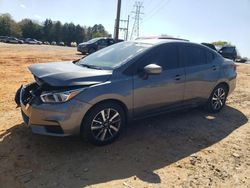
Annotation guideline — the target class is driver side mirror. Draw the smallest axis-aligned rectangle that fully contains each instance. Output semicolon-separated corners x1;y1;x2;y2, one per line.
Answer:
144;64;162;75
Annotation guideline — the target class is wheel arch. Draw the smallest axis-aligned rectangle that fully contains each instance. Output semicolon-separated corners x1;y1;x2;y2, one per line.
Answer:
80;99;129;131
215;82;230;92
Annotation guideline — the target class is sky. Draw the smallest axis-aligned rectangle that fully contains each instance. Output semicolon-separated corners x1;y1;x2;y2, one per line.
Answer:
0;0;250;57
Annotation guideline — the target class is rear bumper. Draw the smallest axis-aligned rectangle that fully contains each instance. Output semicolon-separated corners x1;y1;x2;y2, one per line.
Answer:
228;75;237;95
19;84;92;137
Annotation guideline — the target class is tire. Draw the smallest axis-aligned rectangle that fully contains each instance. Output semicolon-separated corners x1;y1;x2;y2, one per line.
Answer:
206;84;228;113
88;48;96;54
81;102;126;145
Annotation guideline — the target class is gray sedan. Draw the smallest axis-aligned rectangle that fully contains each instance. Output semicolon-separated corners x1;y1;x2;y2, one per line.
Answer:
16;38;237;145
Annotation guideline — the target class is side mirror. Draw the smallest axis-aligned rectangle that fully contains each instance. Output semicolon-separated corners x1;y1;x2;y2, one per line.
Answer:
144;64;162;75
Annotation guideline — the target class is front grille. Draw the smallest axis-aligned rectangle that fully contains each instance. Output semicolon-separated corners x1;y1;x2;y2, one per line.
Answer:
21;82;42;105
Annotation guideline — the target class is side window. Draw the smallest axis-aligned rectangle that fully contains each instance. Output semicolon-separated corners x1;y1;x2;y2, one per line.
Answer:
138;45;179;71
183;46;207;66
206;51;215;64
98;39;108;46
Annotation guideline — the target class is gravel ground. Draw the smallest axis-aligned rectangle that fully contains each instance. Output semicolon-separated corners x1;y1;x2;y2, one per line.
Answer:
0;43;249;188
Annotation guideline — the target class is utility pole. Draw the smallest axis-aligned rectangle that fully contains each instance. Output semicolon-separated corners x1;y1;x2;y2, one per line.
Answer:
130;1;143;40
114;0;122;41
118;15;130;40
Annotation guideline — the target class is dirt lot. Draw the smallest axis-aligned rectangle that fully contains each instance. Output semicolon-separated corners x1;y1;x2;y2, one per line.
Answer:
0;43;249;188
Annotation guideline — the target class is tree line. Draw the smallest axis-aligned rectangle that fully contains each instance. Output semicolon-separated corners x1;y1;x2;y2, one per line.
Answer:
0;13;110;45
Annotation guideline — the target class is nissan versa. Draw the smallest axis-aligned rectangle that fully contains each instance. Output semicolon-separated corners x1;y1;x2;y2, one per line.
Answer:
15;38;237;145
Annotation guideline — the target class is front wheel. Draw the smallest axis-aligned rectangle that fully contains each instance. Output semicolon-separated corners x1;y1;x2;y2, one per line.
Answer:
81;102;126;145
206;84;228;113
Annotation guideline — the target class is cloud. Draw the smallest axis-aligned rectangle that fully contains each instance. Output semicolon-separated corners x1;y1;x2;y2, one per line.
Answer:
20;4;26;9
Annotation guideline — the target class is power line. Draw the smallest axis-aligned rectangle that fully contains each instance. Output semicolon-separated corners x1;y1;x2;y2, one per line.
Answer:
130;1;144;40
143;0;171;22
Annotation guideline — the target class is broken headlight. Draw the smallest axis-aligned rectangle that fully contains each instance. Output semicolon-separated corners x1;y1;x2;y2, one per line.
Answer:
40;88;84;103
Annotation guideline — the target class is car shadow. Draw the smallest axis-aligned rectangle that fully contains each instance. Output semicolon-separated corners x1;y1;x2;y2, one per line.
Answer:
0;106;248;187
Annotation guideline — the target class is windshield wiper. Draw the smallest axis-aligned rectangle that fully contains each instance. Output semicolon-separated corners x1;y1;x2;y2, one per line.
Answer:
79;64;104;70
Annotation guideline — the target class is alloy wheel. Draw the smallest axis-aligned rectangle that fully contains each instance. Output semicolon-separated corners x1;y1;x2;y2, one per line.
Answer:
211;87;226;110
91;108;121;141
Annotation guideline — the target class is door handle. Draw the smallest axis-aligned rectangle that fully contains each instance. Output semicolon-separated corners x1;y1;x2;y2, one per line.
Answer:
175;74;181;81
212;65;217;71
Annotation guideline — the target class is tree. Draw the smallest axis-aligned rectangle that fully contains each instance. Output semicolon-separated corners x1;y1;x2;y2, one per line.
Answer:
0;13;21;37
52;21;63;42
212;41;230;46
74;24;85;44
0;13;110;45
19;19;42;39
43;19;53;41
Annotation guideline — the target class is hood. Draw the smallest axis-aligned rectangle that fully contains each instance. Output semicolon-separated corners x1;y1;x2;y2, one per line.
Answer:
28;61;112;87
78;42;87;46
78;42;91;46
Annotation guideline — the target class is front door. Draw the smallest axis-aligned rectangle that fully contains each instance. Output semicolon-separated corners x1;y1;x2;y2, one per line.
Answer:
133;44;185;117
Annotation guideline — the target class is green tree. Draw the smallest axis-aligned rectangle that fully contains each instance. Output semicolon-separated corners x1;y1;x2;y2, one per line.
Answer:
19;19;42;39
43;19;53;41
0;13;21;37
212;41;230;46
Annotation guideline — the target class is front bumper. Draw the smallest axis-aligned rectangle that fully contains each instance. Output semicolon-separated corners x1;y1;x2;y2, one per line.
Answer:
18;84;92;137
77;46;88;53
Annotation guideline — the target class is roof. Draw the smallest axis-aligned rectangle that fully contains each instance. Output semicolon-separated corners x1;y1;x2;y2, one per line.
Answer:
134;38;189;45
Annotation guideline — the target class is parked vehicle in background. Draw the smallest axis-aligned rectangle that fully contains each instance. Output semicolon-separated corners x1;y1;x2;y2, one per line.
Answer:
0;36;8;42
25;38;42;45
43;41;50;45
71;42;77;47
77;37;116;54
5;37;23;44
15;38;237;145
51;41;57;45
58;42;65;46
235;57;248;63
201;43;217;51
218;45;237;61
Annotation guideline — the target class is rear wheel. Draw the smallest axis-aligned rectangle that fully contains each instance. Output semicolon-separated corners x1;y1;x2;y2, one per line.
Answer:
81;102;125;145
206;84;228;113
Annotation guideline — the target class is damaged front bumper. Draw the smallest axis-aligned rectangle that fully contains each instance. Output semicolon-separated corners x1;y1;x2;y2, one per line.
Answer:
16;83;91;137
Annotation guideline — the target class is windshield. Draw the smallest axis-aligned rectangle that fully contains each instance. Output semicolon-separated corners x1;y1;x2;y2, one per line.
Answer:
87;38;100;43
76;41;152;69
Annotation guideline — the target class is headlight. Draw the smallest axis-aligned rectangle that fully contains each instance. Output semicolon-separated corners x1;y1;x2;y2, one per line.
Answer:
40;88;84;103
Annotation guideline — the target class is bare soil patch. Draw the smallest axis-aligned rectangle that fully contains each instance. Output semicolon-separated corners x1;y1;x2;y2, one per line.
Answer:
0;43;249;188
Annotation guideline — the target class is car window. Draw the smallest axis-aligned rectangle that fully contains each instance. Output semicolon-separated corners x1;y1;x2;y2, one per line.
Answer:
206;51;215;64
221;47;235;53
182;46;207;66
136;44;179;71
98;39;108;46
77;41;151;69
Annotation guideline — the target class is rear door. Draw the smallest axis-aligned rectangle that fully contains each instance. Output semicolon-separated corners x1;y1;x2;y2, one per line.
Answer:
180;44;220;103
133;44;185;117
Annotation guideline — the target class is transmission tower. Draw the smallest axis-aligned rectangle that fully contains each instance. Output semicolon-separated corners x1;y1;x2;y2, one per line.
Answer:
130;1;143;40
